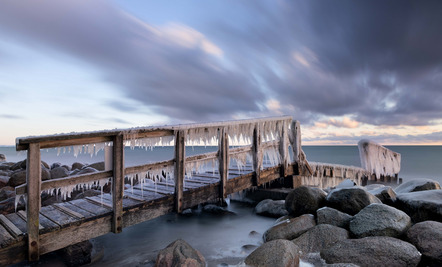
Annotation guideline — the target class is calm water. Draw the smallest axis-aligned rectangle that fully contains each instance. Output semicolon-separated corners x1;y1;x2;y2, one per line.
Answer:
2;145;441;266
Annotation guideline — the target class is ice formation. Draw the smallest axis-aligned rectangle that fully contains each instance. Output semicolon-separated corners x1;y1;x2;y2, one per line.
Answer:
126;135;174;150
56;142;112;157
358;139;401;179
185;158;218;178
230;151;252;172
307;162;369;188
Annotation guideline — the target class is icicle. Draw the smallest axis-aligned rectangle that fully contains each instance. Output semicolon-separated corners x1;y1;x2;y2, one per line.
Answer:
185;158;218;178
231;151;252;172
358;139;401;179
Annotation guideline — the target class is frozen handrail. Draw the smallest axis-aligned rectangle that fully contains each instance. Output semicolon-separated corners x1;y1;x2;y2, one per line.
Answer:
358;139;401;179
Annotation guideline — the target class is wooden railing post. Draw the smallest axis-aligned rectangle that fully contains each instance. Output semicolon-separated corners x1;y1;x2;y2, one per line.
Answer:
218;127;229;202
290;120;301;174
279;120;289;177
112;134;124;233
252;123;262;186
174;130;185;213
26;143;41;261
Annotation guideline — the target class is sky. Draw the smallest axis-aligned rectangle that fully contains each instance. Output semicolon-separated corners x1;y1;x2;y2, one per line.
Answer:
0;0;441;146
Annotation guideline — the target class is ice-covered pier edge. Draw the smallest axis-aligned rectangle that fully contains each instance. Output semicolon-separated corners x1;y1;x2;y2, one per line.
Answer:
358;139;401;180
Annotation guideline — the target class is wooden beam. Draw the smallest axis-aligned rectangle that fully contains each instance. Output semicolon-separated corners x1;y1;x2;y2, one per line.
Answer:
125;159;174;176
279;120;289;177
26;143;41;261
174;130;185;213
252;123;262;186
290;120;301;164
218;128;229;201
112;134;124;234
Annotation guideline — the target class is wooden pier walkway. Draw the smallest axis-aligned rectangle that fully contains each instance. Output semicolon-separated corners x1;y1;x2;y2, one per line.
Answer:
1;116;310;265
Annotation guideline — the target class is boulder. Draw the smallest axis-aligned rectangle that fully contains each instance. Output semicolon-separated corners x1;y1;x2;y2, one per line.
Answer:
263;214;316;242
203;204;235;215
155;239;205;267
320;236;421;267
0;163;13;171
51;162;62;169
50;167;70;179
10;160;25;171
77;167;98;175
0;154;6;162
292;224;349;254
317;207;353;229
87;162;105;171
0;187;15;201
72;162;85;170
285;186;327;217
0;197;16;215
394;190;442;223
61;165;71;171
0;175;10;188
395;178;441;193
364;184;386;191
367;186;397;205
326;187;381;215
58;240;93;267
349;203;411;238
255;199;288;218
245;239;300;267
7;170;26;187
406;221;442;266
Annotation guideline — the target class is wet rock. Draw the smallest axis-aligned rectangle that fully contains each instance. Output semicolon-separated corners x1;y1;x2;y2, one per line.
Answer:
317;207;353;229
41;161;50;169
367;186;397;205
58;240;93;267
61;165;71;171
292;224;349;255
155;239;205;267
203;204;235;215
7;170;26;187
406;221;442;266
275;215;293;224
72;162;85;170
320;236;421;267
77;167;98;175
349;203;411;238
285;186;327;217
0;197;16;215
50;166;70;179
51;162;62;169
326;187;381;215
0;175;10;188
364;183;386;191
87;162;105;171
264;214;316;242
394;190;442;223
395;178;441;193
0;154;6;162
0;187;15;201
245;239;300;267
255;199;288;218
0;163;13;171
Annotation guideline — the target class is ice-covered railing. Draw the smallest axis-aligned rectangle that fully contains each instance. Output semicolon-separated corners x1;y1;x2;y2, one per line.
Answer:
15;115;303;261
358;139;401;179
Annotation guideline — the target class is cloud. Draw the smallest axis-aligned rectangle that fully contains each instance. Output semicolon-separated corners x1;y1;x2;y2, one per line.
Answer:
0;114;23;119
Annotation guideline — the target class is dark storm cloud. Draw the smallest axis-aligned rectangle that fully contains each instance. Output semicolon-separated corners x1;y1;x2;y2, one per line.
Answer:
0;0;263;122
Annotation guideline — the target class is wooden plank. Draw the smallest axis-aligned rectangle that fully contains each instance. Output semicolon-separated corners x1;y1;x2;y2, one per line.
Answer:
55;202;95;219
174;130;185;213
226;173;254;195
182;183;220;209
125;159;174;176
100;193;141;209
69;199;111;216
186;151;218;163
112;134;124;234
17;210;47;231
218;127;228;200
5;213;27;234
40;205;78;227
26;142;41;261
122;195;174;228
86;196;113;209
0;224;16;248
124;188;165;201
0;240;26;266
0;215;23;238
53;203;85;220
136;185;174;195
252;123;262;186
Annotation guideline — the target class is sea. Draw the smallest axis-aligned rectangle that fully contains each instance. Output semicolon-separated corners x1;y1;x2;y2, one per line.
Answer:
2;145;441;266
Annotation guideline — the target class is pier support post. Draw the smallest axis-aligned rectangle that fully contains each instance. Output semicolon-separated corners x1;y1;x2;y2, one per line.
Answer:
112;134;124;234
218;127;229;202
26;143;41;261
290;120;301;174
252;123;262;186
279;120;289;178
174;130;185;213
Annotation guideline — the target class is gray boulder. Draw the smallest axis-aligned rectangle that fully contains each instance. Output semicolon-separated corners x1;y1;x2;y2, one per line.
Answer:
77;167;98;175
7;170;26;187
406;221;442;266
50;166;70;179
367;186;397;205
245;239;300;267
317;207;353;229
292;224;349;254
155;239;205;267
51;162;62;169
255;199;288;218
58;240;93;267
263;214;316;242
0;154;6;162
87;162;105;171
285;186;327;217
0;175;10;187
395;190;442;223
326;187;381;215
395;178;441;193
72;162;85;170
320;236;421;267
364;184;385;191
349;203;411;238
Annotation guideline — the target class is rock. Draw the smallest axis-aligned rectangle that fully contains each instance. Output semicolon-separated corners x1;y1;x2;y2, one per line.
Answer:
406;221;442;266
255;199;288;218
394;190;442;223
0;175;10;188
320;236;421;267
10;160;24;171
395;178;441;193
87;162;105;171
50;166;70;179
0;197;16;215
41;161;50;169
263;214;316;242
336;179;356;188
155;239;205;267
58;240;93;267
245;239;300;267
61;165;71;171
77;167;98;175
317;207;353;229
0;187;15;201
0;163;13;171
285;186;327;217
72;162;85;170
326;187;381;215
0;154;6;162
51;162;62;169
203;204;235;215
364;184;385;191
349;203;411;238
292;224;349;254
7;170;26;187
367;186;397;205
41;166;51;181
